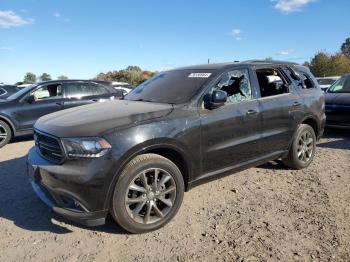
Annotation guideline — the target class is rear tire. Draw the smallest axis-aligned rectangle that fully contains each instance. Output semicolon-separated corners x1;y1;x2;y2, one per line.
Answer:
282;124;316;170
0;120;12;148
111;153;184;234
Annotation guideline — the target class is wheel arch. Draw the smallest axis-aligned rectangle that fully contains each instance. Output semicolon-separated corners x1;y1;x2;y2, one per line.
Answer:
0;115;15;136
301;116;319;138
104;140;193;210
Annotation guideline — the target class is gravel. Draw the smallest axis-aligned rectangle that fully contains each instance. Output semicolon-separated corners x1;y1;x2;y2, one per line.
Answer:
0;130;349;261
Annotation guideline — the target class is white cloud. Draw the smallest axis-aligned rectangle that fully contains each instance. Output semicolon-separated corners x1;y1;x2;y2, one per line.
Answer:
53;12;61;18
53;12;71;22
0;46;14;51
278;50;290;55
276;49;294;55
0;10;34;28
229;28;243;41
272;0;316;13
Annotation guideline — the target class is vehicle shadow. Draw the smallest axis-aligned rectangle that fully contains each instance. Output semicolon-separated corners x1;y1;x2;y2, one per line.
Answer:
257;160;289;170
10;135;33;144
317;128;350;150
0;156;127;235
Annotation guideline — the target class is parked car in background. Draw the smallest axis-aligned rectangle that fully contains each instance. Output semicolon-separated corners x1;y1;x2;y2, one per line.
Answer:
316;76;340;91
325;74;350;128
14;82;33;89
0;80;124;148
0;85;20;99
95;81;135;96
27;61;325;233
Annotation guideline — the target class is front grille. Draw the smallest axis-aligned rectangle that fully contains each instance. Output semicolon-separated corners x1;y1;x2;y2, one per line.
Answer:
34;130;64;164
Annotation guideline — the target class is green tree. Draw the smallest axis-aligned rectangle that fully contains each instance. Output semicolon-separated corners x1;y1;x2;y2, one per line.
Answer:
126;65;142;72
341;38;350;57
23;72;37;84
57;75;68;80
309;51;350;77
95;66;156;86
39;73;52;82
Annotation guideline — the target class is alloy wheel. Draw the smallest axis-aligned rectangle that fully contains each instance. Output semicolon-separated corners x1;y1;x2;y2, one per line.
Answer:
297;130;314;163
125;168;177;224
0;124;8;144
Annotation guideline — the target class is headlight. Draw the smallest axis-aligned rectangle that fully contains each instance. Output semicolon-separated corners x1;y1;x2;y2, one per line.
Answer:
61;137;111;158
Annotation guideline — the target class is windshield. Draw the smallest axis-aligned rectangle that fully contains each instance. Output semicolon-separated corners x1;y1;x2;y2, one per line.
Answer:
327;76;350;93
6;84;36;100
125;69;215;104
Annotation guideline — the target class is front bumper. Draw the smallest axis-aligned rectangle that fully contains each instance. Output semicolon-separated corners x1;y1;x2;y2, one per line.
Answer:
27;147;114;226
30;181;107;226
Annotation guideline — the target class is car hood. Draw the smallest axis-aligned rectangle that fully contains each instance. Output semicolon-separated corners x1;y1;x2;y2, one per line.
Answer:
35;100;174;137
325;93;350;106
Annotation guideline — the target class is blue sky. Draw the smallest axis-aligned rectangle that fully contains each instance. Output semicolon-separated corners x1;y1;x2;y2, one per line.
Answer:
0;0;349;83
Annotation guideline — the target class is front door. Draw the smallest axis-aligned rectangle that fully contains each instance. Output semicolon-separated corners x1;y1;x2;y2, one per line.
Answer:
15;83;64;130
200;68;263;176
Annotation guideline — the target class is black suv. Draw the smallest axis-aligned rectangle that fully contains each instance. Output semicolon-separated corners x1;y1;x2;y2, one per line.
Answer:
0;85;20;99
0;80;123;147
27;61;325;233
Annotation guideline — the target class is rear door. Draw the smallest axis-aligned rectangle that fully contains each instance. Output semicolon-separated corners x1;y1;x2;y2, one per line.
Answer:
62;82;118;109
62;82;99;109
253;66;300;156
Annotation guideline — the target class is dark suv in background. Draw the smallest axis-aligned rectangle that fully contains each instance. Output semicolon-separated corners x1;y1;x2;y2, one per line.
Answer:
0;85;20;99
27;61;325;233
0;80;123;148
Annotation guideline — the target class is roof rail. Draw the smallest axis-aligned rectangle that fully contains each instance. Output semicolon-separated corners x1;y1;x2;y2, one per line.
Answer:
243;60;299;65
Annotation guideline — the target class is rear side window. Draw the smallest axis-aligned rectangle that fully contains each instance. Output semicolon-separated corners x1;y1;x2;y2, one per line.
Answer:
65;83;94;98
90;83;111;95
297;71;315;89
256;68;289;97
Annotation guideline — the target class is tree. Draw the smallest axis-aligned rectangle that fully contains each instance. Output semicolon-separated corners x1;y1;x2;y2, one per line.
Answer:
39;73;52;82
341;38;350;57
126;65;142;72
94;66;156;86
57;75;68;80
23;72;36;84
309;51;350;77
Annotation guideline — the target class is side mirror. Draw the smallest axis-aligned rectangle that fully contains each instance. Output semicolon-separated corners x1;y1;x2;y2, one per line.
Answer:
25;95;35;104
204;90;227;110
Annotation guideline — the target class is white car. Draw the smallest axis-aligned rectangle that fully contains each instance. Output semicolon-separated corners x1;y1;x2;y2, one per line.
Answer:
316;76;341;91
94;81;134;96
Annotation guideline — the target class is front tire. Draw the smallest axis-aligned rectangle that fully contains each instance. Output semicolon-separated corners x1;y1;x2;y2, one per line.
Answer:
0;120;12;148
111;153;184;234
282;124;316;169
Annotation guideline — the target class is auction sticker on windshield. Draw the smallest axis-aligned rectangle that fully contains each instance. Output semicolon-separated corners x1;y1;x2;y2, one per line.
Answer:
188;73;212;78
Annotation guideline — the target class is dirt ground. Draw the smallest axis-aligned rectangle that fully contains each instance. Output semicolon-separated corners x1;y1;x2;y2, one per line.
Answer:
0;130;349;262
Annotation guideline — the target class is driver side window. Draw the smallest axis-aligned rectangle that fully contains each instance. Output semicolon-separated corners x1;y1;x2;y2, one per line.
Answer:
32;84;62;101
212;69;252;104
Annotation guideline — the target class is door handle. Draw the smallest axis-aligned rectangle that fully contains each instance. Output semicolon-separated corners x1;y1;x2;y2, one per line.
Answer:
56;102;63;106
246;109;258;115
292;101;302;107
91;99;99;102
